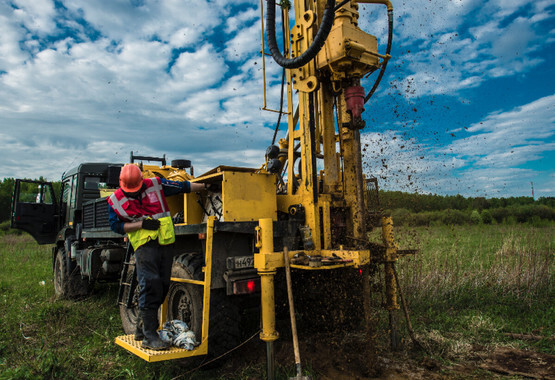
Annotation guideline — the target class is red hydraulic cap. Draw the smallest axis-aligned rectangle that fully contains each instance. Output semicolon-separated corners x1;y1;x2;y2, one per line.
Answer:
344;86;366;128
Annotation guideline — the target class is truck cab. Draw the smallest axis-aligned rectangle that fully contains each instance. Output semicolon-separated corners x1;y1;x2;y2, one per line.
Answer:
11;163;125;299
11;163;122;245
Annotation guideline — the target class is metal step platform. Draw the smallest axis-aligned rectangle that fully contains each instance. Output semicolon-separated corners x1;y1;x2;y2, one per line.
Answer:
115;334;207;362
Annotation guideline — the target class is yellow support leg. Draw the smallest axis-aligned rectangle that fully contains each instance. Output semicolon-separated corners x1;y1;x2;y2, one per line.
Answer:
255;218;279;380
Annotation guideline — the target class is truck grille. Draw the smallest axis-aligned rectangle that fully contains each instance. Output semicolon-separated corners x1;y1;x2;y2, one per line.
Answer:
83;198;110;229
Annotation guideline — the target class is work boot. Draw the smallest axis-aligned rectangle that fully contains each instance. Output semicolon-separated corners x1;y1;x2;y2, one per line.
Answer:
140;309;169;351
134;314;144;341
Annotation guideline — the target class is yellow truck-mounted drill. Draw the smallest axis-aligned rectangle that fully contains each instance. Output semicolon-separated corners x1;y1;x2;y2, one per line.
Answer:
11;0;414;377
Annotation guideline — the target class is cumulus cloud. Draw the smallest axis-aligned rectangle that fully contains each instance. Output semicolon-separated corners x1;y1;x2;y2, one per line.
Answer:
0;1;279;180
446;94;555;163
361;130;467;194
12;0;57;36
226;7;259;33
385;0;553;97
361;94;555;197
224;22;262;62
439;94;554;196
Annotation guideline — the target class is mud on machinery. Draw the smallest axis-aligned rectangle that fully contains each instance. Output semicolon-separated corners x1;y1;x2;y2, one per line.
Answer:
11;0;417;376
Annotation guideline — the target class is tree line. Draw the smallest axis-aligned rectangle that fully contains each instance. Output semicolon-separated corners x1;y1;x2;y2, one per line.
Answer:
376;191;554;226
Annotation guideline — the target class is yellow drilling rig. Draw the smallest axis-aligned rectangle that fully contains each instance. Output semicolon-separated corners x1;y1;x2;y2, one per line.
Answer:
11;0;416;377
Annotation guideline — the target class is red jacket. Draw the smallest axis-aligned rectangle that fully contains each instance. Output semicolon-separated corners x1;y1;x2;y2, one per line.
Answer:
107;177;171;222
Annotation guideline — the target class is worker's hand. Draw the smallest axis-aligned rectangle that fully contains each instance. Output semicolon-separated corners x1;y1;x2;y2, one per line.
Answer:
142;218;160;230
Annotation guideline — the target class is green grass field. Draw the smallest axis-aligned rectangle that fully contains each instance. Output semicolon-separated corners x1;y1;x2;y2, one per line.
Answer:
0;225;553;379
393;225;554;359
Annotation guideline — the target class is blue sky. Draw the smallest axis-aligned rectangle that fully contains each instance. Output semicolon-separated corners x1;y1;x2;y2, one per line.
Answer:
0;0;553;198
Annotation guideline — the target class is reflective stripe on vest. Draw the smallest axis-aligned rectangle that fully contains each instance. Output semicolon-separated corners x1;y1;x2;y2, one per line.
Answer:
107;177;175;249
107;178;170;221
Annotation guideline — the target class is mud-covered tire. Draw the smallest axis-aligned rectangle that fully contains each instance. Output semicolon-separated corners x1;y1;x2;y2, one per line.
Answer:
53;247;92;299
119;257;140;335
167;253;241;357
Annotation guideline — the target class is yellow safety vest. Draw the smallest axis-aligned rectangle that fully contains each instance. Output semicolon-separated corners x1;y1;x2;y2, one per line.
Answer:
127;216;175;251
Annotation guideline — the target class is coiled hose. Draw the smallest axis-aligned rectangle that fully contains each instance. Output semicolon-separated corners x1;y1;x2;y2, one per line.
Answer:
266;0;336;69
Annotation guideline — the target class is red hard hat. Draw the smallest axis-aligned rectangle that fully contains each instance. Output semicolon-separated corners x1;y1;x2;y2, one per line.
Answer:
119;164;143;193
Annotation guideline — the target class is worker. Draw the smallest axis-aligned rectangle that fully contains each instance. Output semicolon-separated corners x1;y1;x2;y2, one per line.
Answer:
107;164;208;350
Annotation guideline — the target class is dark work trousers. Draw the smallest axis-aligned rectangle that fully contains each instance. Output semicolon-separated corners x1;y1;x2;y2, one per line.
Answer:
135;239;173;310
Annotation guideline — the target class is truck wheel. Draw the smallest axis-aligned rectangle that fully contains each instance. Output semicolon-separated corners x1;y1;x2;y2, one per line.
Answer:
53;247;92;299
167;254;241;357
166;257;203;339
119;257;140;335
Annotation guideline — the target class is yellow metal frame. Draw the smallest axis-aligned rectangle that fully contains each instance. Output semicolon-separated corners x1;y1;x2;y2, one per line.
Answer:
254;248;370;270
114;217;216;362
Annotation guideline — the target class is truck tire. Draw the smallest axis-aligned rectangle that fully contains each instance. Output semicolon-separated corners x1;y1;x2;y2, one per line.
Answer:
119;257;140;335
166;254;241;358
53;247;92;299
166;258;203;336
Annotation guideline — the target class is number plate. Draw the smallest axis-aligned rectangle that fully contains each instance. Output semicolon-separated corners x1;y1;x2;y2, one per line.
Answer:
233;256;254;269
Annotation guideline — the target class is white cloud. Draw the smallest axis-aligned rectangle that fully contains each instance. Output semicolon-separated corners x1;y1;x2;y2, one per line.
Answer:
0;4;30;71
168;44;226;94
442;96;555;177
388;0;552;97
224;22;262;62
452;93;555;159
13;0;56;35
438;94;555;195
361;130;466;194
63;0;223;45
361;95;555;197
226;7;258;33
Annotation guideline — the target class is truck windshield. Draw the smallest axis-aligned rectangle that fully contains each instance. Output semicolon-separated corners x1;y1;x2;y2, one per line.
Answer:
84;176;108;190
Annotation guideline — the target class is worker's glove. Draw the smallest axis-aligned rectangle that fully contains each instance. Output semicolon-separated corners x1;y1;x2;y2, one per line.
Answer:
142;218;160;230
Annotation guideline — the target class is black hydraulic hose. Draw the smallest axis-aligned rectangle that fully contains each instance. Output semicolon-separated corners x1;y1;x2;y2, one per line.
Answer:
364;8;393;104
271;9;288;146
266;0;336;69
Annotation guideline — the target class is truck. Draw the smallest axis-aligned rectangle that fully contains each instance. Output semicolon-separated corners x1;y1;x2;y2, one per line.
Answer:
11;154;272;356
11;0;414;377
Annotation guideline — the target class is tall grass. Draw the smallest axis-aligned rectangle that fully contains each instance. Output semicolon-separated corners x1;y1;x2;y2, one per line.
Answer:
395;225;552;303
390;225;554;357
